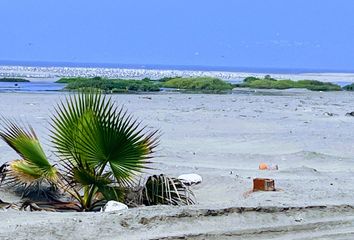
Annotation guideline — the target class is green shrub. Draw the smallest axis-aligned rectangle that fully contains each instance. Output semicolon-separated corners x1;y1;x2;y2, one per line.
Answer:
58;76;233;93
162;77;233;92
271;80;296;89
247;79;273;89
295;80;341;91
243;77;260;83
64;78;161;92
239;77;341;91
158;76;181;82
343;83;354;91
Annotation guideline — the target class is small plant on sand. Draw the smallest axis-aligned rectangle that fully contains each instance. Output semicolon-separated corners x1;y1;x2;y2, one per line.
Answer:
0;92;194;211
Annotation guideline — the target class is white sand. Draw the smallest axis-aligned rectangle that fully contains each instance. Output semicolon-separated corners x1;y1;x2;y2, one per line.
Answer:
1;90;354;239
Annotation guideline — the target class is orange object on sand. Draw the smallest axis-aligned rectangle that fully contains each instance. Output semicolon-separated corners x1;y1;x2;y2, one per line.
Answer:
253;178;275;191
259;163;269;170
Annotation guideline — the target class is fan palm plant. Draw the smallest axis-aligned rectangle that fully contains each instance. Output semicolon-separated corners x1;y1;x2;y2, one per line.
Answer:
0;120;58;199
0;92;194;211
50;93;159;210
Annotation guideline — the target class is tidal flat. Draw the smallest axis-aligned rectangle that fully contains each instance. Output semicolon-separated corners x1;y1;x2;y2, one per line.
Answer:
1;90;354;239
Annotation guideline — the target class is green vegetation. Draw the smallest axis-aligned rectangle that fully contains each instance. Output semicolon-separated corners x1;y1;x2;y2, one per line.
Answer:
58;77;160;92
162;77;233;92
56;76;102;83
55;75;350;92
296;80;342;91
343;83;354;91
0;77;30;82
157;76;182;82
237;76;342;91
56;76;233;93
0;92;194;211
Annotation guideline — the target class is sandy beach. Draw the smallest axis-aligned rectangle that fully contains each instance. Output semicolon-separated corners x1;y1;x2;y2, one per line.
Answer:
0;90;354;239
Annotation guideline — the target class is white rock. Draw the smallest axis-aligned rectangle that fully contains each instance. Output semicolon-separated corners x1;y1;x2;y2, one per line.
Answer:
102;201;128;212
178;174;202;186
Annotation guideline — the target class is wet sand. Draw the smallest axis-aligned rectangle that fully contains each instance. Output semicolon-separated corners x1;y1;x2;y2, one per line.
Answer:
1;90;354;239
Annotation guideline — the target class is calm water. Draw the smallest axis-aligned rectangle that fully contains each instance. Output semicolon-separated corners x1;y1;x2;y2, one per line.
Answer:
0;82;65;93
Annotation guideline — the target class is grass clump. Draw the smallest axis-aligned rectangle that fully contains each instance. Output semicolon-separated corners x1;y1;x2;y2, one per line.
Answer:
237;76;341;91
0;77;30;82
162;77;233;92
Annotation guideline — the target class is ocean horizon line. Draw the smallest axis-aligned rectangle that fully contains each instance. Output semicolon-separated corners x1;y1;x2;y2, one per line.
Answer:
1;60;353;75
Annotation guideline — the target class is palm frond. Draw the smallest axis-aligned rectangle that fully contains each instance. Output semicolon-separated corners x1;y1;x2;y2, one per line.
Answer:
143;174;195;206
51;92;159;186
0;120;58;188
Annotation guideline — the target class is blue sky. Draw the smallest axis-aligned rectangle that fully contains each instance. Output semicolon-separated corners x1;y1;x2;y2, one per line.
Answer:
0;0;353;71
